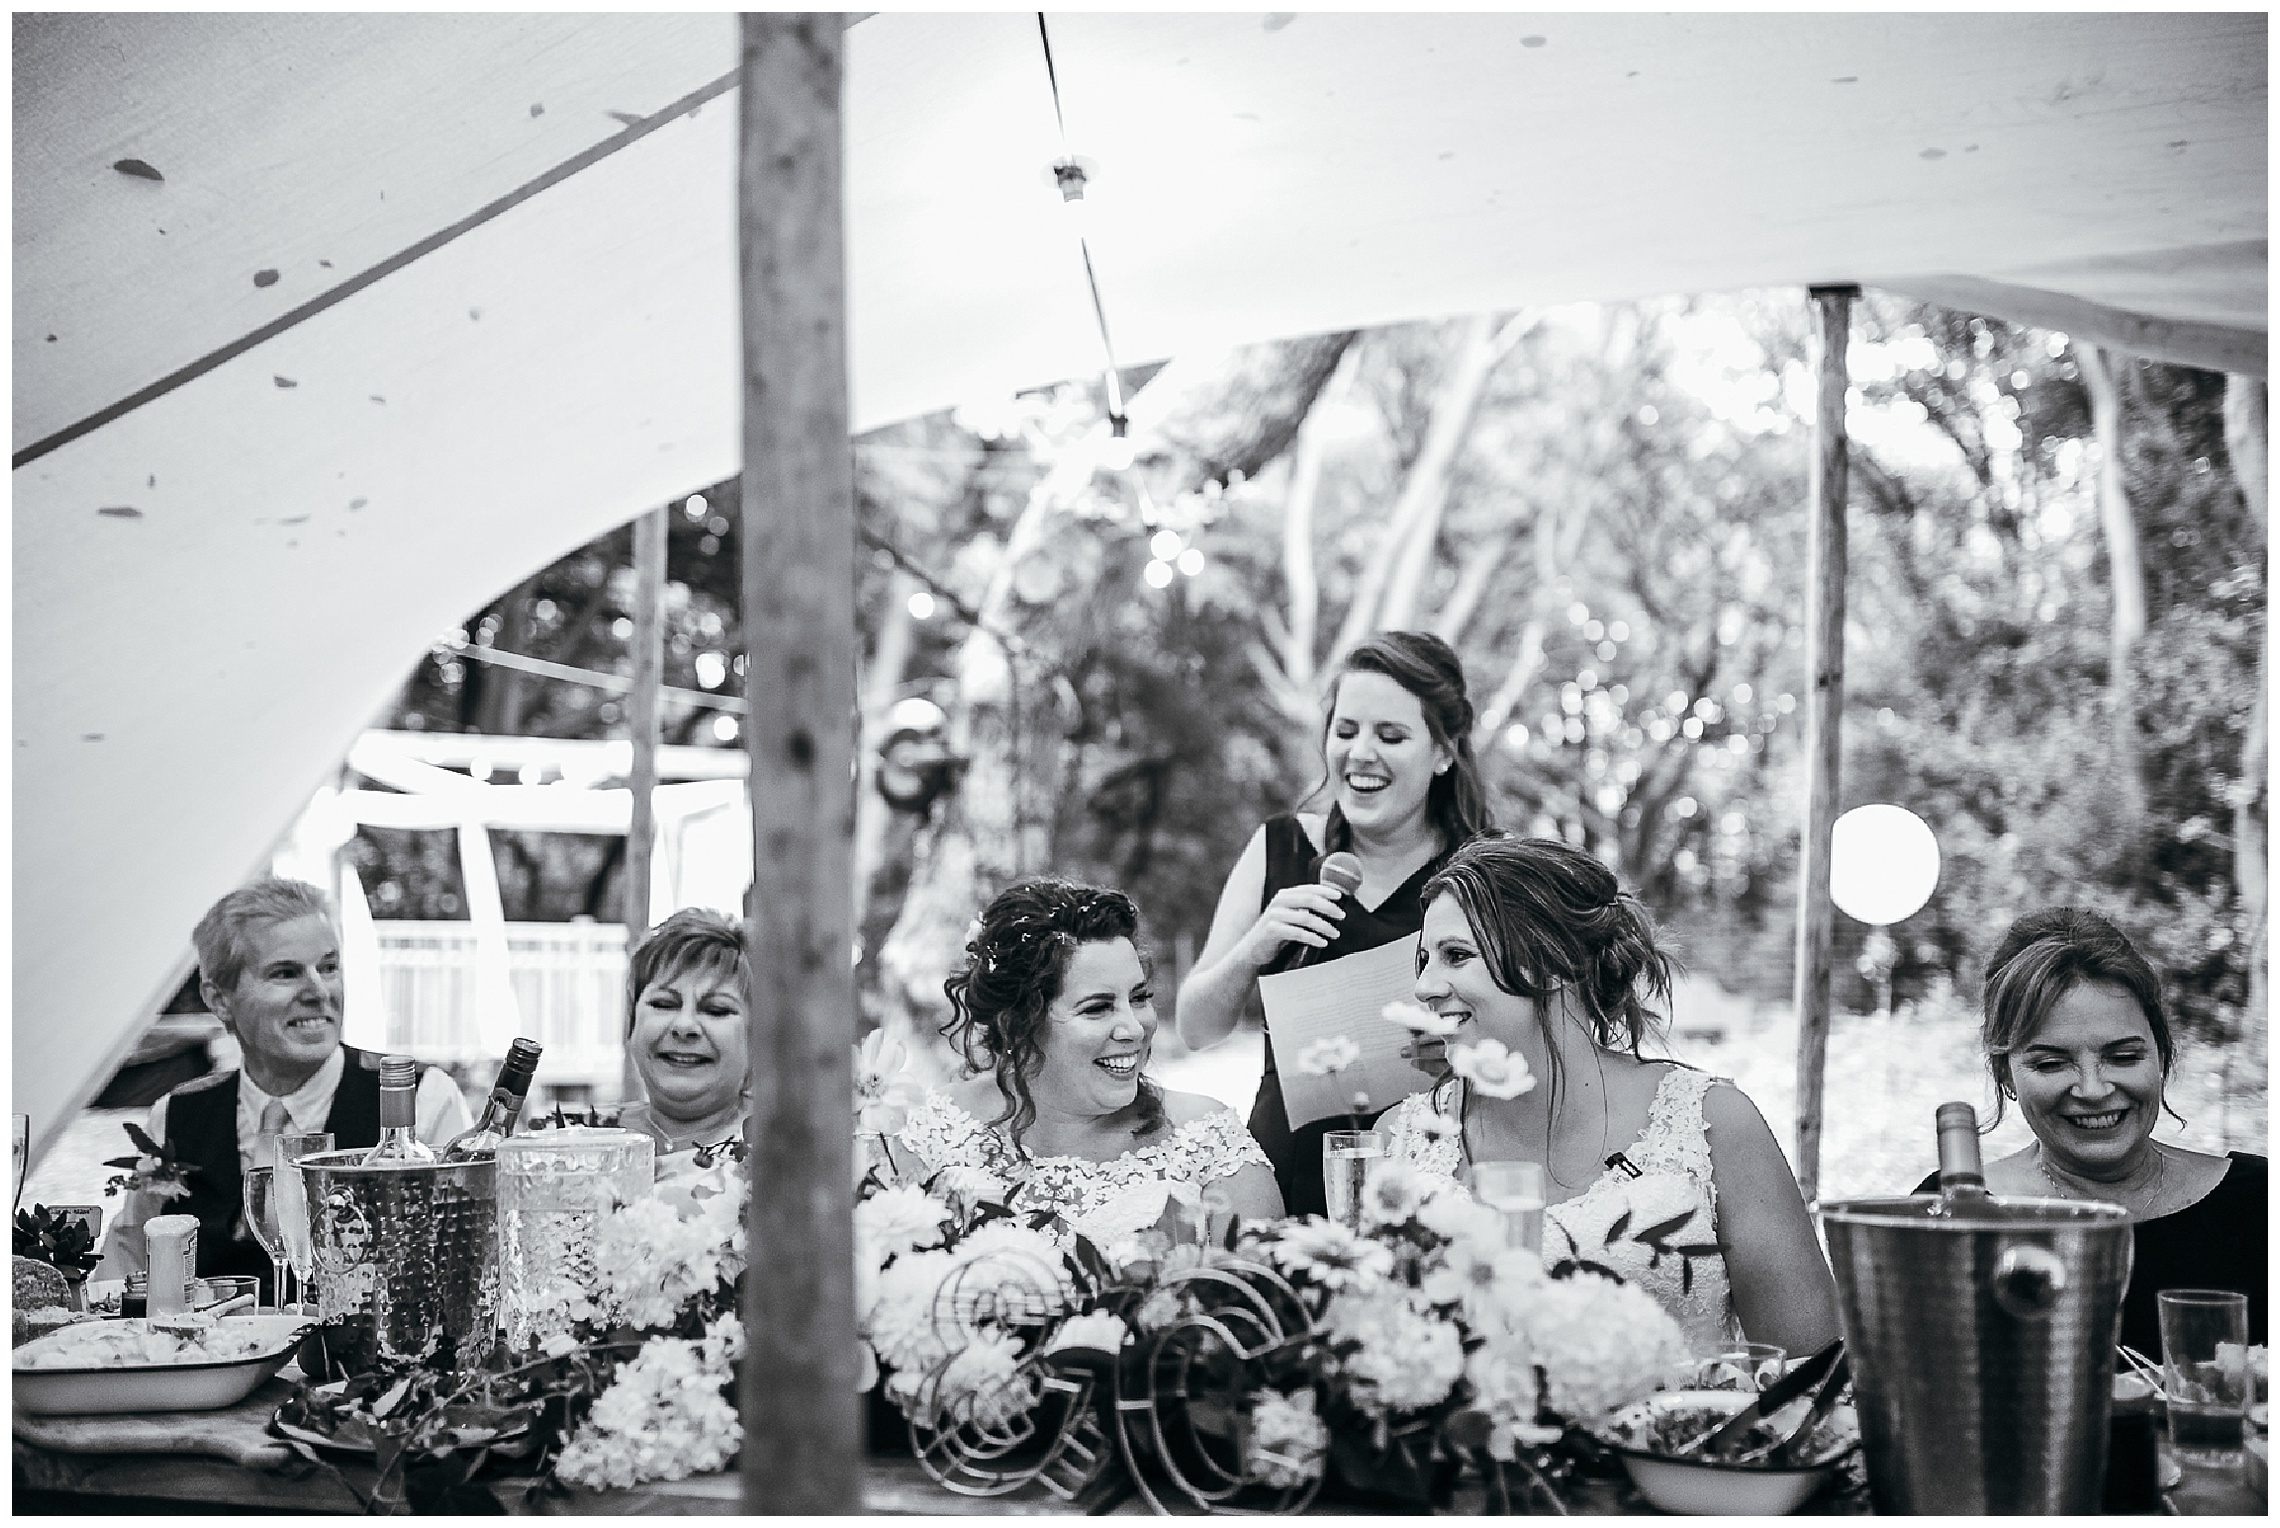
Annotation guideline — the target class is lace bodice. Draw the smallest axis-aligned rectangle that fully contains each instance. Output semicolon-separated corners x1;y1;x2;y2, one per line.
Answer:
1380;1065;1742;1355
896;1092;1269;1250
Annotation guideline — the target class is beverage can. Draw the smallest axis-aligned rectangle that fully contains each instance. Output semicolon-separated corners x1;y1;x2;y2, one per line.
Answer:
144;1213;199;1316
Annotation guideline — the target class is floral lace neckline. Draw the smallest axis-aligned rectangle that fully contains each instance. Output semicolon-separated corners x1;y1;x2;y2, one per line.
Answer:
895;1091;1267;1219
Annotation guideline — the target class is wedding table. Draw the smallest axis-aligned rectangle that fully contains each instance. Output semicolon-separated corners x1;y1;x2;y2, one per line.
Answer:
13;1377;2259;1516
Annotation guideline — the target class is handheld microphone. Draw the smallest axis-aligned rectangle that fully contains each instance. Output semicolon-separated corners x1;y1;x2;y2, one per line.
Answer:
1275;852;1364;972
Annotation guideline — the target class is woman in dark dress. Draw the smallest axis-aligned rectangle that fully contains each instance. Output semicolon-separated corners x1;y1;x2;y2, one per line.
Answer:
1175;632;1493;1216
1913;908;2266;1355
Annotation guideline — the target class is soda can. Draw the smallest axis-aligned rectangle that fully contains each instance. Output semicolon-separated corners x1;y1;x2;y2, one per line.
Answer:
144;1213;199;1317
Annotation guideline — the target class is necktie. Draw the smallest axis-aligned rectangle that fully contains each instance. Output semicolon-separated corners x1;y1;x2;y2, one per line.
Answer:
257;1098;289;1171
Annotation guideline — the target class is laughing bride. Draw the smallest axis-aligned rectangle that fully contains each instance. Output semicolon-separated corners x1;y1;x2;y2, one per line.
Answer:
885;878;1283;1254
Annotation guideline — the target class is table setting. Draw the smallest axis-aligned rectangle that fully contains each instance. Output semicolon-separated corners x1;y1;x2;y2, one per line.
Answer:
13;1072;2267;1516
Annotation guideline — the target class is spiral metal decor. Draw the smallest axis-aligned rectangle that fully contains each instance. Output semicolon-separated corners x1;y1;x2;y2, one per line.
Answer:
1110;1259;1325;1515
906;1244;1116;1501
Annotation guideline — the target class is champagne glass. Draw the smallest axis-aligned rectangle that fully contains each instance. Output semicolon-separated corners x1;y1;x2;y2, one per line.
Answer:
1471;1160;1548;1254
242;1166;289;1312
1322;1131;1383;1230
276;1130;333;1314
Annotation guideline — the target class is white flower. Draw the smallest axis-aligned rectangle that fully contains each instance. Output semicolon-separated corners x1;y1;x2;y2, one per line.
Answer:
934;1328;1037;1431
1294;1035;1361;1076
857;1340;879;1392
1415;1184;1506;1249
1412;1109;1459;1145
1251;1218;1396;1293
1465;1335;1547;1454
1044;1311;1131;1355
540;1330;580;1359
930;1163;1008;1216
555;1330;742;1490
1449;1038;1536;1100
1516;1272;1690;1422
864;1249;958;1375
855;1184;950;1260
1421;1236;1544;1321
586;1184;747;1332
1381;1000;1461;1037
1247;1388;1328;1490
1357;1160;1430;1230
854;1029;929;1135
1322;1289;1465;1415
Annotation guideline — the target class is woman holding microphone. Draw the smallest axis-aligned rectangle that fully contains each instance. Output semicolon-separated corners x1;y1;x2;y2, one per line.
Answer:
1176;632;1493;1215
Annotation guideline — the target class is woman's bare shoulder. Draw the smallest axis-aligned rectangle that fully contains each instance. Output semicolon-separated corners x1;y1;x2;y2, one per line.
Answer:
1157;1087;1238;1129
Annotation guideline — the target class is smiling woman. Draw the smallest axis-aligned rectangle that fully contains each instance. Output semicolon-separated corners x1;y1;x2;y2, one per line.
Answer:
616;909;753;1158
1914;907;2268;1356
886;878;1282;1253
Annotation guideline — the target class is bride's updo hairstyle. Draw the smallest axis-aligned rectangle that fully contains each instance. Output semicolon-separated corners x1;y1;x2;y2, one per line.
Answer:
1422;835;1675;1110
943;877;1165;1154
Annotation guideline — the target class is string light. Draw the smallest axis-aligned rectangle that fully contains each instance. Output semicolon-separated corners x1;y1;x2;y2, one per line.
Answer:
1038;16;1130;457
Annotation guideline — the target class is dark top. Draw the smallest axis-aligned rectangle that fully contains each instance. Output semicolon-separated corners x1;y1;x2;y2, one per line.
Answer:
1247;813;1449;1216
1910;1152;2267;1355
166;1045;386;1295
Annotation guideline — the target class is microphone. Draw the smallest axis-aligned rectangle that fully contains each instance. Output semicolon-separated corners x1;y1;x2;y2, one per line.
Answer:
1274;852;1364;973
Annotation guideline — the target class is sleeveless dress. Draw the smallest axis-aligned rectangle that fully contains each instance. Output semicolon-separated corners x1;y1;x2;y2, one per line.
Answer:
896;1092;1270;1255
1380;1065;1743;1355
1249;814;1449;1218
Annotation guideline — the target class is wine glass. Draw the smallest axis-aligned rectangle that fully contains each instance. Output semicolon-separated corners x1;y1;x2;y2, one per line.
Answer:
242;1167;289;1312
277;1131;333;1315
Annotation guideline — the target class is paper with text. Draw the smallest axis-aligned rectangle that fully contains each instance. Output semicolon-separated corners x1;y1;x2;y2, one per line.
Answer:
1260;934;1431;1129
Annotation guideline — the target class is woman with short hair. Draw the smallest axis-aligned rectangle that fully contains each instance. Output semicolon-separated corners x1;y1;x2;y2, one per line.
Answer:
1912;907;2266;1354
615;908;753;1158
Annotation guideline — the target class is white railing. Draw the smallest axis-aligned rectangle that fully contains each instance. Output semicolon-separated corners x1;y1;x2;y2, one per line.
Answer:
372;921;627;1089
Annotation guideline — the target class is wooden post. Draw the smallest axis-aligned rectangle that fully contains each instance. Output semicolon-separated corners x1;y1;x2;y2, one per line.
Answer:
1792;285;1855;1203
622;504;668;1102
737;14;860;1514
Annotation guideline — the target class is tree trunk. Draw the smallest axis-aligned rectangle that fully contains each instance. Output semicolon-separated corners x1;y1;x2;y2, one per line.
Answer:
1358;313;1533;642
2222;375;2268;1046
2079;345;2148;828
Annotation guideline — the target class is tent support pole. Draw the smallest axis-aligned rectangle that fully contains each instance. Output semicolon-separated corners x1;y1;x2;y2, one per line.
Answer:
738;13;861;1513
1793;285;1855;1203
622;504;668;1099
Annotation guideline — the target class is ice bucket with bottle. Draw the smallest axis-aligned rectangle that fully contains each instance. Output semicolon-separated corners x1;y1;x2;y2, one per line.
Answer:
301;1149;499;1371
1817;1195;2133;1513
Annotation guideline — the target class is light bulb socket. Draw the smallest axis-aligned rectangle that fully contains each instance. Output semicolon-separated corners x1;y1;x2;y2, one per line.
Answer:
1052;160;1088;202
1109;414;1129;439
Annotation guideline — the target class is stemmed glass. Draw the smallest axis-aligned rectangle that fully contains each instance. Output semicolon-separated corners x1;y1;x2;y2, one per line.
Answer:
276;1131;333;1315
12;1113;29;1211
242;1167;290;1312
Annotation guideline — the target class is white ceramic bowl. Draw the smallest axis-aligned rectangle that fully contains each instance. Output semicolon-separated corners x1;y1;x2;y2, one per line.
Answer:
12;1313;309;1414
1598;1389;1857;1516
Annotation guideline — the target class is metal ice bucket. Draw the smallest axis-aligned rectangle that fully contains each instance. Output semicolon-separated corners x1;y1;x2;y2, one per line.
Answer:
1818;1195;2133;1514
300;1149;499;1371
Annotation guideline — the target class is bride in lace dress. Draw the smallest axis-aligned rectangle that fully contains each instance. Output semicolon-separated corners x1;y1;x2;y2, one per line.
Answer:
890;879;1283;1254
1377;836;1838;1358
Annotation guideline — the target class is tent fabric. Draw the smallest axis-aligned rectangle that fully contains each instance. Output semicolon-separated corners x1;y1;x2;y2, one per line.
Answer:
11;12;2267;1162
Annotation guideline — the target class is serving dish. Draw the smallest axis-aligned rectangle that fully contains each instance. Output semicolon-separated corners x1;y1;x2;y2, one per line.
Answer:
1595;1388;1858;1516
12;1312;310;1415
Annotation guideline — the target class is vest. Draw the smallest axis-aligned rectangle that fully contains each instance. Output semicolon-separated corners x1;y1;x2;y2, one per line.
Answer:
164;1045;386;1287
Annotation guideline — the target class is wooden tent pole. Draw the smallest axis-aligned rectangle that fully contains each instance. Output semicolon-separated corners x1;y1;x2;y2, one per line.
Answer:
1792;285;1855;1203
737;13;861;1513
622;504;668;1101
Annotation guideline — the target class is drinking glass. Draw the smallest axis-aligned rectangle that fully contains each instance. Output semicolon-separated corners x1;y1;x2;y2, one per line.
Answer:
276;1130;334;1313
2158;1288;2252;1465
1471;1160;1548;1254
12;1113;29;1211
1322;1131;1384;1230
242;1166;290;1312
194;1275;261;1313
1693;1342;1789;1393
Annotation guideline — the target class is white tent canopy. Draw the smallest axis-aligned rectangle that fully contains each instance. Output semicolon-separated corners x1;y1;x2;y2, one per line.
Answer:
13;11;2266;1161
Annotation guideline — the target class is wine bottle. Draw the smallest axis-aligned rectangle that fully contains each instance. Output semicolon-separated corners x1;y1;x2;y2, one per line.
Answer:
442;1038;545;1162
1934;1100;1995;1203
361;1056;437;1166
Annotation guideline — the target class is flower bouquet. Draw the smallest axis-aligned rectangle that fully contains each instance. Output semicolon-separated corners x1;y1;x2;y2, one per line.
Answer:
271;1140;750;1511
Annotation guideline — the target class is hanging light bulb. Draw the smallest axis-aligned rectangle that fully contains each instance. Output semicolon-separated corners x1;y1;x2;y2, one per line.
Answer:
1099;414;1134;472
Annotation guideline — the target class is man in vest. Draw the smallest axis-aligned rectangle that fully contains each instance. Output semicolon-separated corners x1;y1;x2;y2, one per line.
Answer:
97;879;470;1298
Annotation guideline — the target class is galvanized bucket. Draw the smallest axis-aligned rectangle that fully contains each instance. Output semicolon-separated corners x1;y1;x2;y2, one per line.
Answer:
300;1149;498;1371
1818;1195;2133;1514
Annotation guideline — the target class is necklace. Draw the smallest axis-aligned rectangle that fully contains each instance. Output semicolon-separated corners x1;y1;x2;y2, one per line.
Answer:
2036;1142;2166;1211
